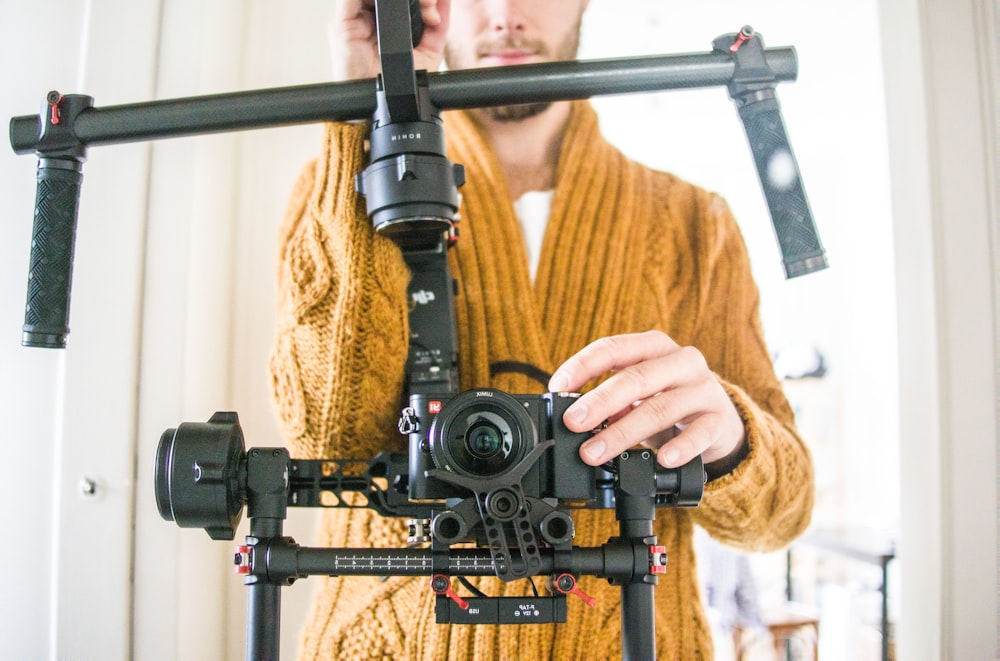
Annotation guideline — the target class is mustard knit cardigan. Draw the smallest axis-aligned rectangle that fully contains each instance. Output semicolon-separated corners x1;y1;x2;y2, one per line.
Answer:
269;101;813;660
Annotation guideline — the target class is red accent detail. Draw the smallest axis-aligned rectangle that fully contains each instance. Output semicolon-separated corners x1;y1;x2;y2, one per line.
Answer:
48;96;62;125
429;401;443;414
554;573;596;607
431;574;469;610
235;545;251;574
649;545;668;575
729;27;754;53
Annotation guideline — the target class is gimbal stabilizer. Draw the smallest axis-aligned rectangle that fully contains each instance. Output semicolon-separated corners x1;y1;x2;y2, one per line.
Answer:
154;410;705;660
10;2;826;659
9;6;826;351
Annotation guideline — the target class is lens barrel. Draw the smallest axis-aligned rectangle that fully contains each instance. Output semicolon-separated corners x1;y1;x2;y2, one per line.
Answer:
429;390;537;479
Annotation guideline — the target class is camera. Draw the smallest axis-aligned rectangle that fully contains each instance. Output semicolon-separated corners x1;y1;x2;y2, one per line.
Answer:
405;389;597;503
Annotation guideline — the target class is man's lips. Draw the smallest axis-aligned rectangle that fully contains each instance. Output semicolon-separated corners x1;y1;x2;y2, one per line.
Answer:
480;49;538;65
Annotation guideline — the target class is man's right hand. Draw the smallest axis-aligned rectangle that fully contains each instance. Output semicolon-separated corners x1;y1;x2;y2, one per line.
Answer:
330;0;451;81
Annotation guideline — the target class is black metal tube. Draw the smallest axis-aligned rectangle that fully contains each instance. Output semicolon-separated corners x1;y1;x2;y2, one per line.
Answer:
291;546;610;578
246;584;280;661
618;520;656;661
615;450;658;661
10;48;797;154
246;518;283;661
621;581;656;661
431;49;797;109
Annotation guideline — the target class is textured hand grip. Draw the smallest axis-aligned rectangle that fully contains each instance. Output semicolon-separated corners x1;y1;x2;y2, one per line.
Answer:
23;159;83;348
738;98;828;278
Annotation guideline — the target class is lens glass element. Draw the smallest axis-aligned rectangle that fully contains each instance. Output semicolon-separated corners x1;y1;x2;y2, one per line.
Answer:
429;390;537;479
450;411;514;475
467;419;505;458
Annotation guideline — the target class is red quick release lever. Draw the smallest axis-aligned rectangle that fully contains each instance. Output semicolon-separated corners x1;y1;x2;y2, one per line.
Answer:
234;545;252;575
729;26;755;53
430;574;469;610
46;91;62;125
649;545;668;576
554;573;596;606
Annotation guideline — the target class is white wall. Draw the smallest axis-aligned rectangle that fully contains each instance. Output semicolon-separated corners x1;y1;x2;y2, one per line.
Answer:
1;7;86;659
0;1;995;660
129;2;332;658
878;0;998;658
1;1;328;659
1;1;161;659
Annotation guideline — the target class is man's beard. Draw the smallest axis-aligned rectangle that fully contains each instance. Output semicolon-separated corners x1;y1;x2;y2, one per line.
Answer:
444;21;581;123
483;101;552;122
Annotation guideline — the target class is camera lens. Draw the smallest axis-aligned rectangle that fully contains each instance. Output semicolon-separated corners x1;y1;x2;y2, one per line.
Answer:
450;411;515;475
429;390;537;479
467;420;504;459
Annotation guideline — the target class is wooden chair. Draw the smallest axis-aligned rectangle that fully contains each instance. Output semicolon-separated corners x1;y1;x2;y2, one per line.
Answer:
734;601;819;661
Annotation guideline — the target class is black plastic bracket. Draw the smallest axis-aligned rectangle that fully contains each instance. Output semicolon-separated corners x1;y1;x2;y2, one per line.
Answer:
713;27;778;105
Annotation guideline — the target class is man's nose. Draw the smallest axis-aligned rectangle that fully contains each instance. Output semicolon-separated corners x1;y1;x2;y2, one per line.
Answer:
485;0;526;34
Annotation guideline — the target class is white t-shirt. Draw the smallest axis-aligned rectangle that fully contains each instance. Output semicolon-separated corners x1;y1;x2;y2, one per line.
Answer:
512;190;554;282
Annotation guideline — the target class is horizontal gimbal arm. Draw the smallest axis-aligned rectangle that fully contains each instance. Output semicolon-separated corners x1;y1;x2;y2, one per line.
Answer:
242;537;663;591
9;49;798;153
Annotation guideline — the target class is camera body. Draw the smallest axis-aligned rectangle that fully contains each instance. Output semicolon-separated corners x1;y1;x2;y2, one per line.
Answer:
407;389;596;502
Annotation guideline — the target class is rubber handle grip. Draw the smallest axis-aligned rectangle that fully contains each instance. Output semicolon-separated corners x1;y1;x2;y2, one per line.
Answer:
738;97;827;278
22;159;83;348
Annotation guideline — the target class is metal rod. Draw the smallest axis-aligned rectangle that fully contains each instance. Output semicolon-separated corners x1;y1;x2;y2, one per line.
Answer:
614;451;659;661
617;521;656;660
246;518;283;661
290;546;609;578
10;48;797;154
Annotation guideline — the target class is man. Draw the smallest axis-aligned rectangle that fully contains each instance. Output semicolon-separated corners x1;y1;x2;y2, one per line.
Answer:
269;0;813;657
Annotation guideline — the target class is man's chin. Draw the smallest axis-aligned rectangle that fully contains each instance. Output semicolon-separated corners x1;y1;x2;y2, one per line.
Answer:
483;101;553;122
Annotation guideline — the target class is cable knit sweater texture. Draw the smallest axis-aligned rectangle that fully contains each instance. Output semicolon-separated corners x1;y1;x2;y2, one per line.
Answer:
269;101;813;660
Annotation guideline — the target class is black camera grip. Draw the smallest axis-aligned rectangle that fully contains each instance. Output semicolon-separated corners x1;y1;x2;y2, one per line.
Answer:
738;98;827;277
22;158;83;348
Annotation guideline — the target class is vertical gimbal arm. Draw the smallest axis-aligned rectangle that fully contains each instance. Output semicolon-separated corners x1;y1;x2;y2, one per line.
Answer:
715;27;827;277
22;93;92;349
